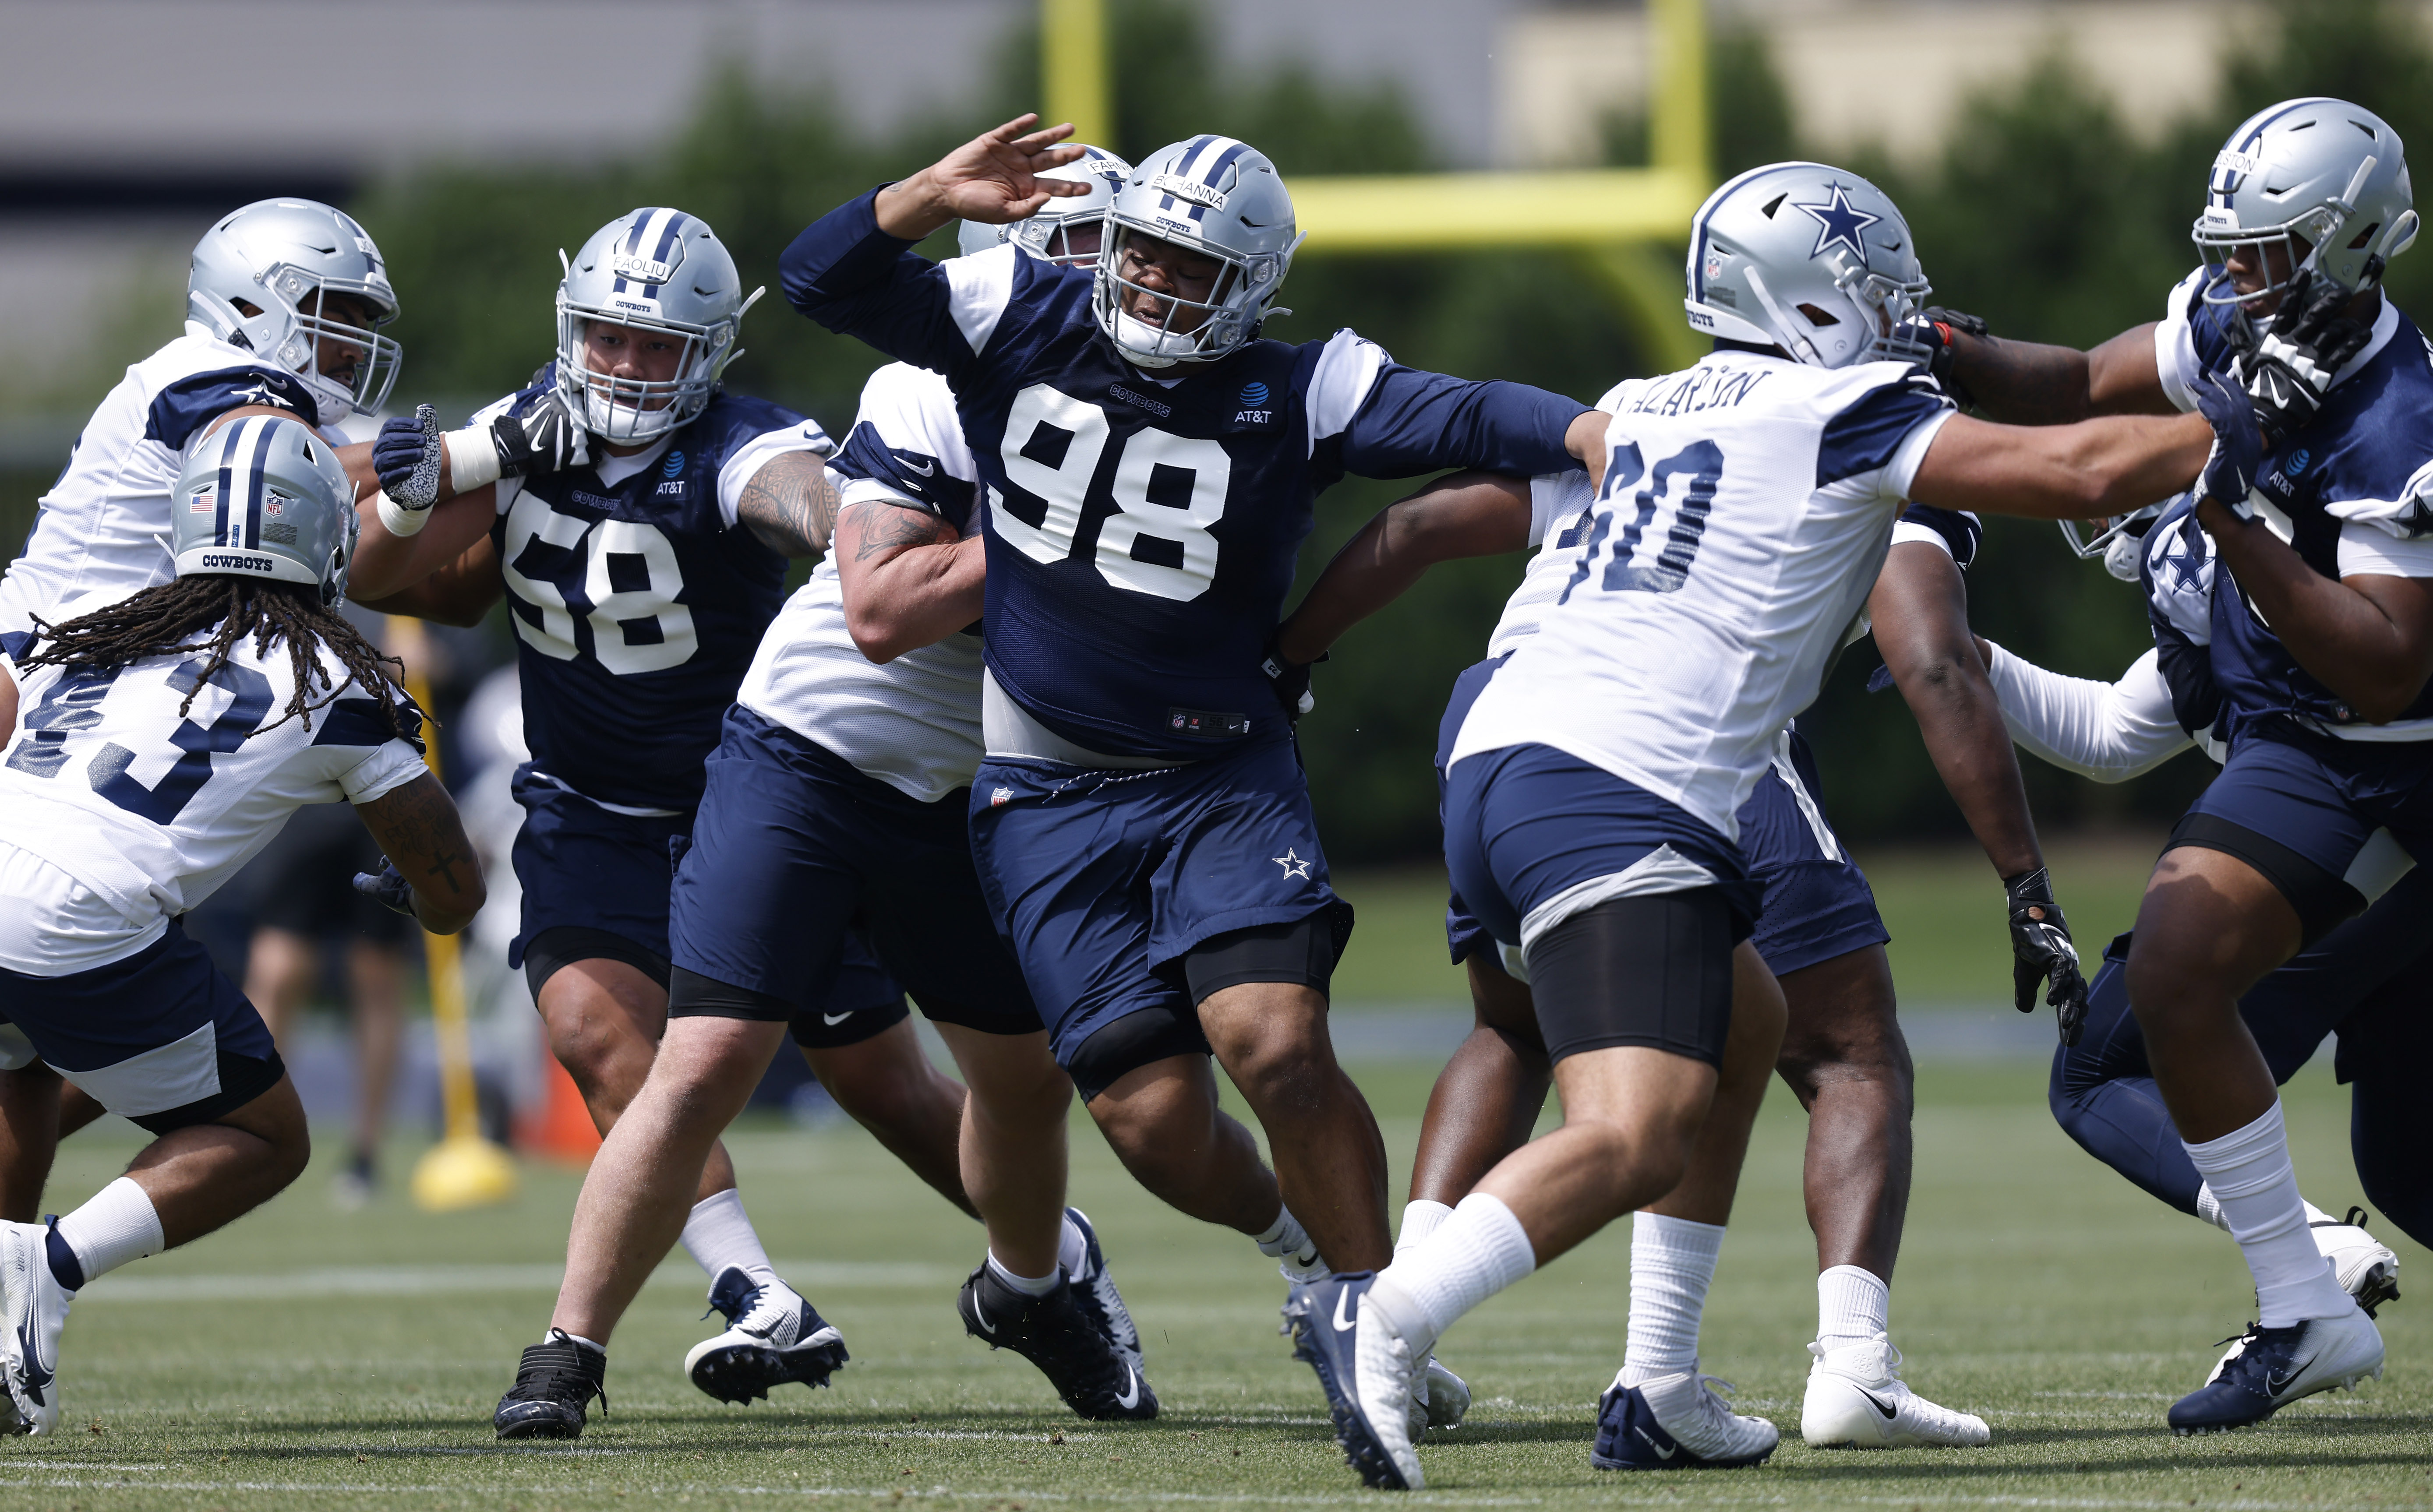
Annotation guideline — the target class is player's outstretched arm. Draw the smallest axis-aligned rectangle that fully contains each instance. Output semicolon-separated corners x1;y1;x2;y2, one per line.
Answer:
734;452;841;559
1274;472;1535;666
2200;509;2433;723
352;536;505;629
355;772;487;934
349;486;499;602
1978;640;2196;782
1907;411;2211;522
873;115;1089;242
1938;321;2175;424
833;499;984;663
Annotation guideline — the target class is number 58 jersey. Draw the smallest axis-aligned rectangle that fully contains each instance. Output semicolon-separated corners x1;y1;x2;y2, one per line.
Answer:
1451;351;1954;844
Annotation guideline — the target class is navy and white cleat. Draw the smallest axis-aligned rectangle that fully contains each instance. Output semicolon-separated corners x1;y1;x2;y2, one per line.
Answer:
494;1329;607;1440
1283;1271;1423;1490
959;1261;1157;1420
1422;1355;1471;1432
2168;1309;2384;1435
1592;1367;1779;1470
1062;1208;1144;1376
686;1268;850;1404
0;1219;70;1435
2313;1208;2401;1317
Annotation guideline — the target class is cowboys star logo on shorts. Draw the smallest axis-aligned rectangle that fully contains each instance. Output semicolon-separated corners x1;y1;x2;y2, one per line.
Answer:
1271;848;1313;881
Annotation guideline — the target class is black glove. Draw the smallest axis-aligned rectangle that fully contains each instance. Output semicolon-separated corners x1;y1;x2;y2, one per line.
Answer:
2005;867;2087;1045
372;403;445;511
2242;268;2377;451
491;389;590;477
2190;370;2263;517
1917;306;1989;409
1260;641;1323;723
352;856;418;921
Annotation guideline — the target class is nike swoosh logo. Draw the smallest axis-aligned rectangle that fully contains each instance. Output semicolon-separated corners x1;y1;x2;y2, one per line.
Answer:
971;1293;996;1336
1857;1387;1900;1420
14;1302;48;1397
1114;1364;1141;1410
822;1012;855;1026
901;457;936;476
2266;1367;2301;1396
1333;1289;1357;1333
1631;1426;1677;1459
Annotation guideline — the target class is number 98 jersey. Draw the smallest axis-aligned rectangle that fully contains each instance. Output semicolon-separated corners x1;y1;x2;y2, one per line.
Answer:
474;366;831;812
1451;351;1954;844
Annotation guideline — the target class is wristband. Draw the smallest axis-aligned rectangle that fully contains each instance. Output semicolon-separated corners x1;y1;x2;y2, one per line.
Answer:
445;424;504;495
374;490;430;537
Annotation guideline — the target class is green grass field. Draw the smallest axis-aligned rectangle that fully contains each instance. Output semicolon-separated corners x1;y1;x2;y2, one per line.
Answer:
11;836;2426;1509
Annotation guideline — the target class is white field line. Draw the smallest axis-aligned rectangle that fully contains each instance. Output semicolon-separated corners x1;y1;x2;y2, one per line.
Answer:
0;1476;1561;1505
74;1258;962;1304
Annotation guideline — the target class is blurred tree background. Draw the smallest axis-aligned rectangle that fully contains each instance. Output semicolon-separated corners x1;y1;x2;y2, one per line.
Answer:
99;0;2433;860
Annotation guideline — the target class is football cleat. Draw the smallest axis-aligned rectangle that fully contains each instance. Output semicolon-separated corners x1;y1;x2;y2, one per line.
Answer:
0;1220;72;1435
1592;1367;1779;1470
1802;1334;1990;1448
958;1262;1157;1420
1422;1354;1471;1432
2168;1309;2383;1435
493;1329;607;1440
686;1268;849;1404
2312;1208;2401;1317
1062;1208;1144;1376
1283;1271;1422;1490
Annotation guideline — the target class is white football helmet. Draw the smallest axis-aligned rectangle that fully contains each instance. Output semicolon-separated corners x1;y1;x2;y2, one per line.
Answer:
960;145;1133;265
554;208;763;444
2061;500;2174;582
187;199;401;425
1685;162;1934;369
2193;98;2419;307
1094;135;1303;367
170;414;360;606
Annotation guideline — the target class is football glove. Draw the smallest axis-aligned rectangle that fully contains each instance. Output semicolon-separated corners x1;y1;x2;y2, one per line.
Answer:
492;386;590;477
2004;866;2087;1045
353;856;419;922
1916;306;1989;409
1260;640;1322;723
372;403;447;512
2241;268;2377;451
2190;370;2262;518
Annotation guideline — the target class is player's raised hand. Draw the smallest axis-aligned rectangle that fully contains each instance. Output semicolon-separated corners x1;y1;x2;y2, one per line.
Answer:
373;403;446;512
2189;370;2262;517
2004;867;2088;1045
2242;268;2377;450
878;115;1089;240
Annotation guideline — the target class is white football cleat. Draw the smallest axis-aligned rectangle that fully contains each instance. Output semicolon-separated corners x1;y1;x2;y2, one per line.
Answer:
0;1220;72;1435
1802;1334;1989;1448
1422;1355;1470;1431
2311;1208;2400;1317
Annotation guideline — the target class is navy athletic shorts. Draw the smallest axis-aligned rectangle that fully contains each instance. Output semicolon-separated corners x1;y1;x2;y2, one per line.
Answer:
1436;657;1877;976
508;763;688;969
968;733;1342;1072
0;919;283;1135
2177;724;2433;934
670;705;1038;1036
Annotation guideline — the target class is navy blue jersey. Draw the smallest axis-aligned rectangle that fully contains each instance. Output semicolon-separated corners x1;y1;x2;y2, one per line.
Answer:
782;189;1586;757
2166;274;2433;737
2137;495;2227;739
481;367;827;810
1894;503;1981;568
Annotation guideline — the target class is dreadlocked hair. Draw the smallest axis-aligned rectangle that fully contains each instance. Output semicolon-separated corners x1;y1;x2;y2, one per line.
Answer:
18;577;424;742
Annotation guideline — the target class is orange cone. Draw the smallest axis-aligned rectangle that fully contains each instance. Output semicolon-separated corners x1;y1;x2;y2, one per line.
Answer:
517;1054;603;1164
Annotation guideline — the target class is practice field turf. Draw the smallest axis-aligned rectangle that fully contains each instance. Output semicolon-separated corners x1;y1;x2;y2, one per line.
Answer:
9;1046;2426;1509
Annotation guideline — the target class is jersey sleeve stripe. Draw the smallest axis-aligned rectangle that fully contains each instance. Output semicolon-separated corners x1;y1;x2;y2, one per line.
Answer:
1814;377;1953;489
943;245;1019;356
1304;330;1386;453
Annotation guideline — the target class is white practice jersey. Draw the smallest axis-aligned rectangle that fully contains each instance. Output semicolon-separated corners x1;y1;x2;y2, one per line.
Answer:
1452;351;1954;842
0;589;426;973
0;329;342;659
737;363;986;802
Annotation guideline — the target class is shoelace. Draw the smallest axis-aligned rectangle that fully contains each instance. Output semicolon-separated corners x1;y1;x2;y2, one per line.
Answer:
507;1338;608;1417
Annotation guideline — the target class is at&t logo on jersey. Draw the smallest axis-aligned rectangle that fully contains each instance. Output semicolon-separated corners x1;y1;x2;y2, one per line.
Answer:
657;449;688;496
1236;379;1272;425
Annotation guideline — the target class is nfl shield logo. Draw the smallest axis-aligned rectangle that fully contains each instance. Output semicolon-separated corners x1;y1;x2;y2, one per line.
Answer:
1704;248;1725;282
264;495;286;516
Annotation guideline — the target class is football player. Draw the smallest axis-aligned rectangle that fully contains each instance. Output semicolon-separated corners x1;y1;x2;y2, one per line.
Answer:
343;208;935;1424
1932;98;2433;1433
0;199;401;740
1299;161;2229;1488
521;153;1158;1432
780;117;1606;1339
0;416;482;1434
1978;500;2417;1295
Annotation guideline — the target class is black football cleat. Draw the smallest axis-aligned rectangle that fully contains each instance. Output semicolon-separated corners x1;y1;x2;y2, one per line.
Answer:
958;1262;1156;1420
494;1329;607;1440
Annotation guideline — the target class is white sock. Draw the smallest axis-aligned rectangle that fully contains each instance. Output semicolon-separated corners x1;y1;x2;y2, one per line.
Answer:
1371;1193;1536;1350
1255;1205;1321;1270
987;1252;1059;1296
1396;1199;1453;1255
1624;1212;1724;1384
2182;1102;2352;1327
55;1176;163;1286
678;1188;778;1289
1058;1212;1088;1278
2195;1182;2230;1232
2300;1197;2338;1228
1816;1264;1890;1352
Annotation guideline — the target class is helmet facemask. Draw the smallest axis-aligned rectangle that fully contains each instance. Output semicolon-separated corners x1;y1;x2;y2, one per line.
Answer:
553;293;754;445
245;263;402;421
1092;223;1290;367
1013;213;1109;268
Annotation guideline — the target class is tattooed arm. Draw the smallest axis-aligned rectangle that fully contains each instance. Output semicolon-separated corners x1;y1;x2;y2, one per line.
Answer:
833;498;986;663
355;772;487;934
734;451;843;558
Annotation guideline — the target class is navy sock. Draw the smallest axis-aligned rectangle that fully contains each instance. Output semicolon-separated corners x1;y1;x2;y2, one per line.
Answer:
44;1223;84;1292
